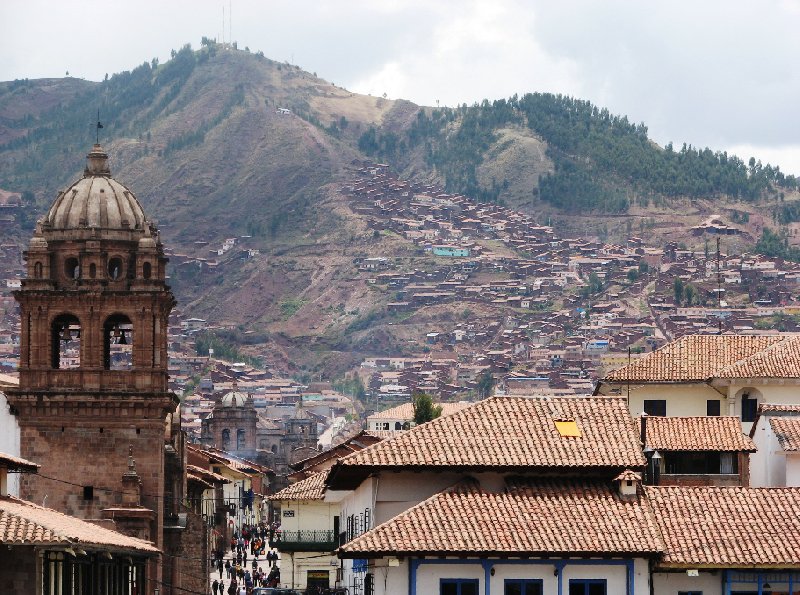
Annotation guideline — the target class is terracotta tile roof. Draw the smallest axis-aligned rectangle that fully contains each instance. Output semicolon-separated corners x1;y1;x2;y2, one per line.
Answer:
760;403;800;413
186;464;229;484
188;445;272;475
340;479;662;557
369;401;472;420
603;335;788;382
290;430;386;473
643;416;755;452
647;486;800;568
0;451;39;473
717;335;800;378
770;418;800;452
0;495;158;554
614;469;642;482
268;472;326;501
362;430;402;439
328;397;644;488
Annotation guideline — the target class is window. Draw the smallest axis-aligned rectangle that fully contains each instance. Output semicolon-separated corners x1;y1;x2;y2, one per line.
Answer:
222;429;231;450
441;579;479;595
83;485;94;501
678;591;702;595
143;261;152;279
505;579;543;595
741;393;758;422
108;257;123;280
64;257;80;279
643;399;666;416
237;429;246;450
103;314;133;370
51;314;81;369
34;261;43;278
568;579;607;595
664;451;737;475
707;400;721;416
554;419;581;437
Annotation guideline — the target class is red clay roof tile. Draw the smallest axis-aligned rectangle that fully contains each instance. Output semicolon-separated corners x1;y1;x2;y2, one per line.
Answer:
332;396;645;473
340;479;663;557
0;495;158;554
603;335;790;382
647;486;800;567
643;416;755;452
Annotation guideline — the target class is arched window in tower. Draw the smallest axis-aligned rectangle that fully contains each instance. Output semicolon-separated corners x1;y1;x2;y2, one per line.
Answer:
103;314;133;370
142;261;152;279
237;429;246;450
34;262;42;278
271;444;278;454
64;257;80;280
108;257;123;280
222;429;231;451
51;314;81;369
89;263;96;278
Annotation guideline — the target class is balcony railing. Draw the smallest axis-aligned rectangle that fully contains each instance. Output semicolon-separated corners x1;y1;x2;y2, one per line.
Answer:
270;529;337;552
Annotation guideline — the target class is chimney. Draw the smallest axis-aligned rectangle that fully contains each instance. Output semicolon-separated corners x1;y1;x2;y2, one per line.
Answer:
614;469;641;502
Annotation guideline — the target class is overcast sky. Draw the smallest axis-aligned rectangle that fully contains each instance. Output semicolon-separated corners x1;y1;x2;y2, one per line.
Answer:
3;0;800;173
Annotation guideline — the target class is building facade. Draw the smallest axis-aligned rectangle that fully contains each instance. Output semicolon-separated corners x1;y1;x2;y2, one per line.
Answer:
5;144;207;594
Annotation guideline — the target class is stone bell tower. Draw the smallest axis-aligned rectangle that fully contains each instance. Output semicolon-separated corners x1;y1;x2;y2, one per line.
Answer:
6;144;177;548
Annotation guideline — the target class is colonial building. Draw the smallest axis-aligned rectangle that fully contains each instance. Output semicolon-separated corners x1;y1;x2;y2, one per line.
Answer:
596;334;800;431
200;387;319;490
4;144;207;594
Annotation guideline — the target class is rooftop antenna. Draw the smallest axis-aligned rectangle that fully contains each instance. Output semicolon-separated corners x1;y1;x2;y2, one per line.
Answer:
222;5;225;46
229;0;232;48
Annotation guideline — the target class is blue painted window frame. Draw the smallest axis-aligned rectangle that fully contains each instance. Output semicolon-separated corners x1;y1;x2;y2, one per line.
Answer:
440;578;480;595
678;591;702;595
568;579;608;595
504;578;544;594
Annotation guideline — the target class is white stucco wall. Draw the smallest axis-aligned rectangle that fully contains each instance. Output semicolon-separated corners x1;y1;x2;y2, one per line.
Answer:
787;454;800;487
278;500;337;533
750;415;785;487
282;551;338;591
653;569;722;594
610;383;722;417
0;389;21;496
367;557;650;595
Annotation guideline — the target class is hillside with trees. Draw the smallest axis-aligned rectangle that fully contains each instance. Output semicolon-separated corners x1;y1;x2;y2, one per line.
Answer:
1;42;799;376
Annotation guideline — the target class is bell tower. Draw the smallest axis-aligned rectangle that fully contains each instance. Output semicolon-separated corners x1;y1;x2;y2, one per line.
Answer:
6;144;178;547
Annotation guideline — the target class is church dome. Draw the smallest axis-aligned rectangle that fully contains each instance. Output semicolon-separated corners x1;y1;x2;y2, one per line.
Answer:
42;144;149;239
221;390;250;408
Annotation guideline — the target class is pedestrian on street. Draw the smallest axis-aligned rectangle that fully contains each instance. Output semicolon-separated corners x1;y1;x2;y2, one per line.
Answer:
225;560;231;579
217;557;223;579
212;578;219;595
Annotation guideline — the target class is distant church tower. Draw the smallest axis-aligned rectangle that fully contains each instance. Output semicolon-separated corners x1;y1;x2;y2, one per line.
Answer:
5;145;202;592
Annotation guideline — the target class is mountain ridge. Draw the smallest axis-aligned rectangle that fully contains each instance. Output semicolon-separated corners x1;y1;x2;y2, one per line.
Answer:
1;43;798;379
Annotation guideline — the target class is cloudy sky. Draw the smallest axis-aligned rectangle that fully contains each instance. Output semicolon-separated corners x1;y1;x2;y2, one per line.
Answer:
3;0;800;173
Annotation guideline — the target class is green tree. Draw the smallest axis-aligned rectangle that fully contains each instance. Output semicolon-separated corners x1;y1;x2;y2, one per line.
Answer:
684;284;696;306
476;370;495;399
412;391;442;424
673;277;685;305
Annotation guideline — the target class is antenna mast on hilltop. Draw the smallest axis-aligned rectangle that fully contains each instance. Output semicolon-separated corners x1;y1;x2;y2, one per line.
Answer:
221;5;225;46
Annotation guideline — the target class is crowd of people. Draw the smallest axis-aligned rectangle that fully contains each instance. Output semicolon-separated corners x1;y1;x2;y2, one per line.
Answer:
210;523;282;594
